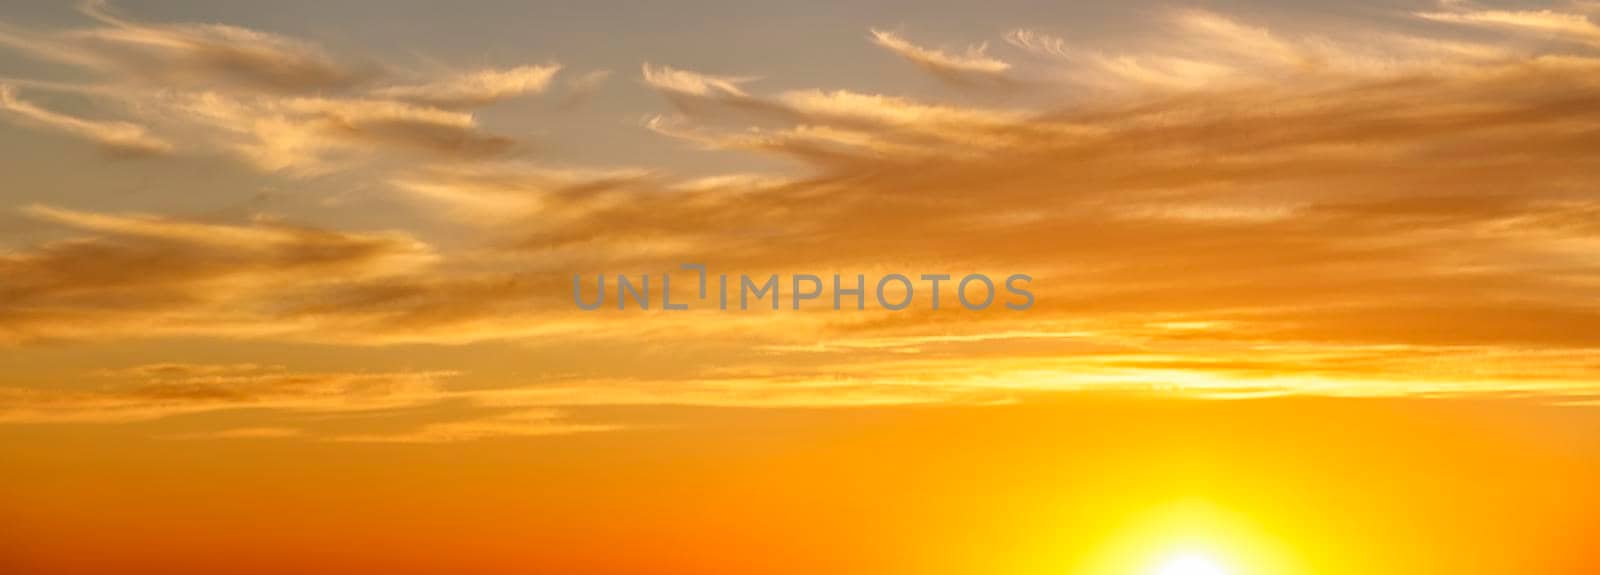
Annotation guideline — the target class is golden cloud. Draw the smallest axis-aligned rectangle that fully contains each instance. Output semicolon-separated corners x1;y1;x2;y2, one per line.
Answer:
869;28;1012;84
0;363;455;423
0;2;559;173
374;64;564;108
0;205;435;343
0;84;171;154
0;1;360;93
0;3;1597;413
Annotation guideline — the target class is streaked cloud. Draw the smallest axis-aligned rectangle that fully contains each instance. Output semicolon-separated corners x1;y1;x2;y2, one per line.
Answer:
0;84;170;154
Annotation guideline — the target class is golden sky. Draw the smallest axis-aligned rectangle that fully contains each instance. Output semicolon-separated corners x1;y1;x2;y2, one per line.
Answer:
0;1;1598;573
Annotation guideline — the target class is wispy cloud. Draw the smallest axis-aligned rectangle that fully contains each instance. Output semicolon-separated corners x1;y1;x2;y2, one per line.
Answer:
869;28;1011;84
0;84;170;154
166;426;305;440
0;363;455;423
374;64;563;108
0;205;436;343
640;64;1031;163
1006;10;1525;91
13;0;363;93
0;2;551;173
330;410;616;443
561;69;613;108
0;364;618;441
174;93;514;173
1419;7;1600;47
1;2;1599;412
641;63;755;98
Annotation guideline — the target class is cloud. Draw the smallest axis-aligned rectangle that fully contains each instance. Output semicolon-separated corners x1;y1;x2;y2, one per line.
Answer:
560;69;613;108
0;84;170;154
465;376;1010;409
0;362;626;444
1003;28;1073;59
389;162;656;223
0;363;455;423
0;205;435;343
0;2;538;172
329;410;616;443
641;63;755;98
174;92;515;173
166;426;305;439
374;64;563;108
612;29;1600;400
1419;8;1600;47
1005;10;1529;92
640;63;775;117
568;69;612;93
1005;18;1308;90
0;201;665;346
640;65;1032;164
2;4;1600;408
2;1;360;93
869;28;1011;83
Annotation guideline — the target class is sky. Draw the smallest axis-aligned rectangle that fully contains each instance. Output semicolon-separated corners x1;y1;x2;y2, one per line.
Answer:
1;1;1598;573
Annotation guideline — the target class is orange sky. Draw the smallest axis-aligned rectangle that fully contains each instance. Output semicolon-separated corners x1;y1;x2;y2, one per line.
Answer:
1;1;1598;573
3;395;1597;574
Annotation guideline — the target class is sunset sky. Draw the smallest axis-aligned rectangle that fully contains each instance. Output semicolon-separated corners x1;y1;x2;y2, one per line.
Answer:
1;1;1598;573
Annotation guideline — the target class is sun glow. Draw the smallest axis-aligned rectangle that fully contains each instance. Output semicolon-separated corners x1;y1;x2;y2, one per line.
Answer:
1070;498;1306;575
1157;553;1227;575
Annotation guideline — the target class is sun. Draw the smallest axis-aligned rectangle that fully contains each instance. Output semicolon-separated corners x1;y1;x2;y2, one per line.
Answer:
1081;500;1303;575
1156;553;1227;575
